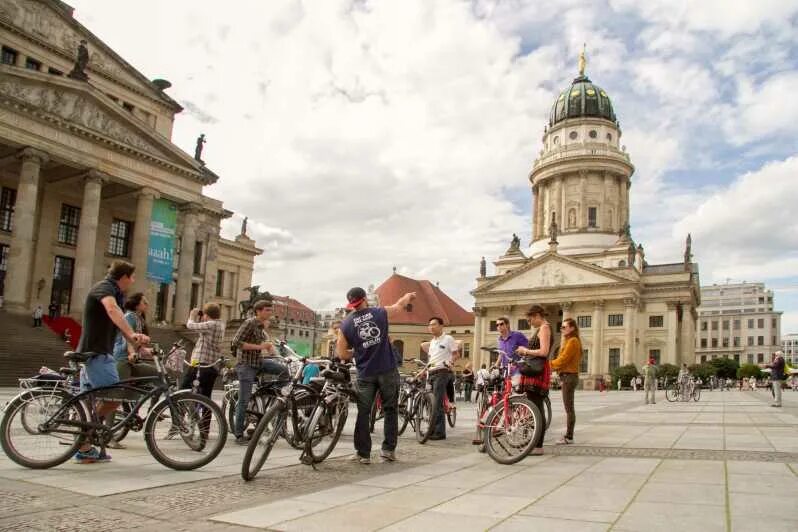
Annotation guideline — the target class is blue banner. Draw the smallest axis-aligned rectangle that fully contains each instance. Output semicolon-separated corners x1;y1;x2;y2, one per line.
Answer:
146;199;177;283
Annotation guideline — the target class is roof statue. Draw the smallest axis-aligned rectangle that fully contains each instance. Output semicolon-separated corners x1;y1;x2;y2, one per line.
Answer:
68;40;89;81
194;134;206;163
507;233;521;253
479;256;487;278
627;242;636;268
578;43;587;77
549;212;559;243
684;233;692;267
241;216;248;236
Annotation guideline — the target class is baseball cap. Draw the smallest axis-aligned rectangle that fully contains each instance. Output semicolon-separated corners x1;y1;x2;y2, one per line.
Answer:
346;287;367;309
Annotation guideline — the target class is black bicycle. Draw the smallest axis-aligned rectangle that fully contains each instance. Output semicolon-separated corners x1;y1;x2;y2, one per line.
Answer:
0;348;227;470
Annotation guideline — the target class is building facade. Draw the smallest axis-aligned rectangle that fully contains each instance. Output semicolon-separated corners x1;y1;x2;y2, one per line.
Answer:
0;0;260;325
472;58;700;388
270;295;322;356
782;333;798;366
694;282;782;365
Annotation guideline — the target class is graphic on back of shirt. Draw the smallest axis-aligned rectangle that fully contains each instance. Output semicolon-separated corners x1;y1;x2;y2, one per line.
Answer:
354;314;382;348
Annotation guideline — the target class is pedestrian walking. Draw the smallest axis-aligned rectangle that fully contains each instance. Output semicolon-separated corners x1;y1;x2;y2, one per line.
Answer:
765;351;786;407
337;287;416;463
550;317;581;445
643;357;657;404
32;305;43;327
617;377;622;391
462;363;474;402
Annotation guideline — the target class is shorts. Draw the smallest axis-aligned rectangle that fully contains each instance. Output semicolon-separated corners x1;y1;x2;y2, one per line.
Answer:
80;354;120;392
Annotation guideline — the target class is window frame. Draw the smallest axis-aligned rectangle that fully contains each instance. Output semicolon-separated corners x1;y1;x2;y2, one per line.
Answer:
57;204;81;246
607;313;624;327
0;187;16;232
107;219;132;258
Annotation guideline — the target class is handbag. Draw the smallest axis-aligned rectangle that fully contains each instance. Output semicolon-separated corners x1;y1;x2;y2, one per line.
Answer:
518;355;545;377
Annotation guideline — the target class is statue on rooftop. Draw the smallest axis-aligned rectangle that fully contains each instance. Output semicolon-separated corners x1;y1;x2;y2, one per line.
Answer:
194;134;206;162
68;40;89;81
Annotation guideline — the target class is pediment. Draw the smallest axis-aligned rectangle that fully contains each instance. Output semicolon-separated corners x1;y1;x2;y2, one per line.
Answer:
478;254;631;294
0;0;177;108
0;72;200;173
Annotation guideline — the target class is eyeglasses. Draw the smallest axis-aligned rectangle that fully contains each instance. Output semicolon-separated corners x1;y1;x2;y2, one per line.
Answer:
497;322;507;327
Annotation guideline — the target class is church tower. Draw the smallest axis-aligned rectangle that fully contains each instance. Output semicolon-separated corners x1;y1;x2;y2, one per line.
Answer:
528;49;634;257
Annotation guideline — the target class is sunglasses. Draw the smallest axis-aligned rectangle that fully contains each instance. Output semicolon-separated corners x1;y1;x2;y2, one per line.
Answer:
497;322;507;327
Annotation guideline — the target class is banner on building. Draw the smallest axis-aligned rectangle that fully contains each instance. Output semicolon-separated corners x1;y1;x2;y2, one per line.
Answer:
287;340;311;357
147;199;178;283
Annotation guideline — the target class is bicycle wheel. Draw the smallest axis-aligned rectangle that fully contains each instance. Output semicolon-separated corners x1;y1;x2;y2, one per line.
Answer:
144;392;227;471
692;386;701;402
483;396;542;465
446;403;457;428
544;395;552;430
305;398;348;463
369;392;382;433
242;402;286;481
665;384;678;402
1;389;86;469
415;392;434;444
397;391;410;436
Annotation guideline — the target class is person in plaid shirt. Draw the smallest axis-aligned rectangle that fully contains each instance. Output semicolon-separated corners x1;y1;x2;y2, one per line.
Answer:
180;303;225;398
232;298;289;443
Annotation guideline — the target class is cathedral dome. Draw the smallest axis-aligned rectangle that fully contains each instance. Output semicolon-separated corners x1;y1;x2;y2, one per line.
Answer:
549;75;617;126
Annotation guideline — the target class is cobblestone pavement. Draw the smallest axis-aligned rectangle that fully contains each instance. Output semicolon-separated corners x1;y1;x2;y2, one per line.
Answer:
1;387;797;531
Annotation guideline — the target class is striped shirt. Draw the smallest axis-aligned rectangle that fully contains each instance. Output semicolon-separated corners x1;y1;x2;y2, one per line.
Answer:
186;318;225;365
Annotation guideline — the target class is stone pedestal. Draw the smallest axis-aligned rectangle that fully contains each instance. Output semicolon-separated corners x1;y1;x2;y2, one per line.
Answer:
4;148;48;312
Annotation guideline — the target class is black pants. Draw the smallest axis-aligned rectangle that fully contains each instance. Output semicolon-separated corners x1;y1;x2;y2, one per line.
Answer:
355;369;399;457
180;365;219;398
33;318;42;327
526;387;547;448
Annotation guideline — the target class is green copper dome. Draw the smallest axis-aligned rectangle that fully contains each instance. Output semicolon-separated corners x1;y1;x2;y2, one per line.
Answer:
549;75;617;126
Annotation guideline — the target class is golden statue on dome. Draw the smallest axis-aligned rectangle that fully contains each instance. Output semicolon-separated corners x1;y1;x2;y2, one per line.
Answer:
578;43;587;77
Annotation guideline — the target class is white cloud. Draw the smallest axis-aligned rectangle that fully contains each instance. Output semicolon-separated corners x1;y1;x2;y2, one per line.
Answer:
722;71;798;146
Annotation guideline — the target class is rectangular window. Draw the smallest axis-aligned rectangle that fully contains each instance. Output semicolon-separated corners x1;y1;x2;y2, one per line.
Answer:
701;355;706;363
757;353;764;363
748;336;754;346
748;319;754;328
747;354;753;364
193;241;203;275
722;338;729;348
588;207;597;228
722;320;729;330
733;337;740;347
733;319;740;330
489;320;497;332
700;321;707;331
1;46;17;65
734;354;740;363
772;318;777;328
580;349;588;373
757;318;764;328
757;336;764;346
649;315;664;328
107;219;131;257
608;348;620;371
0;187;16;232
0;243;8;297
772;336;777;346
700;339;707;348
48;67;63;75
711;321;718;331
577;315;591;329
464;343;471;359
215;270;224;297
649;349;661;365
608;314;623;327
122;102;135;112
57;204;80;245
711;338;718;348
517;319;530;330
24;57;41;70
190;282;199;309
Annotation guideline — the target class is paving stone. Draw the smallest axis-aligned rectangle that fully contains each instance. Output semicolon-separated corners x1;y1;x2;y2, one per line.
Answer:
614;501;726;532
491;515;610;532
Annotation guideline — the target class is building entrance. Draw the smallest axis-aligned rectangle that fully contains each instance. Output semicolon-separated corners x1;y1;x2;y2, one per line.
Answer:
50;255;74;315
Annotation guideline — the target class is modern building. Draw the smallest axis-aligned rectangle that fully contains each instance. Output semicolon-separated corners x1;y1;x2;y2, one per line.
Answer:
472;54;700;389
374;273;475;373
782;333;798;365
694;282;782;366
0;0;261;325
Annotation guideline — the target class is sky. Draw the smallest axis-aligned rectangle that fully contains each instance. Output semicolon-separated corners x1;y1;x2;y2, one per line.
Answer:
66;0;798;332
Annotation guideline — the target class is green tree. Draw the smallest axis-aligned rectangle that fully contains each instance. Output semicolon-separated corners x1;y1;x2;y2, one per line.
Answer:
658;363;679;382
611;364;640;388
709;357;739;379
737;364;763;380
690;363;716;382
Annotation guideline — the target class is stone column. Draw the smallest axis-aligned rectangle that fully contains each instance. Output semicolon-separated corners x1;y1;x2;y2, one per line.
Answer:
591;300;605;376
532;185;540;240
665;302;678;364
4;148;49;311
680;303;695;366
71;171;107;316
130;187;159;294
621;177;630;229
174;203;200;324
601;172;610;231
623;297;636;366
579;171;588;229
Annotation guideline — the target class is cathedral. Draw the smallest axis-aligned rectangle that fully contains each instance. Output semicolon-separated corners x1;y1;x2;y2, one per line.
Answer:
472;54;700;389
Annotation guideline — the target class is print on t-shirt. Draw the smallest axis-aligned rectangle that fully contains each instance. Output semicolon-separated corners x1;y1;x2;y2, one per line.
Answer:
354;312;382;348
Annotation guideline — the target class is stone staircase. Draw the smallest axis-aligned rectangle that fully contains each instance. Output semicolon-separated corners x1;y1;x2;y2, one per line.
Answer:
0;310;77;386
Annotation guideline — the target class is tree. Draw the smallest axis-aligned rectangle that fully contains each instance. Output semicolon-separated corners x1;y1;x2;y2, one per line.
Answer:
690;363;716;382
658;363;679;382
709;357;739;379
611;364;640;388
737;364;763;380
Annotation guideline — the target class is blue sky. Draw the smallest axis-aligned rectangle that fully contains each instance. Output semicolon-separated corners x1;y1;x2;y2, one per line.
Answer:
68;0;798;331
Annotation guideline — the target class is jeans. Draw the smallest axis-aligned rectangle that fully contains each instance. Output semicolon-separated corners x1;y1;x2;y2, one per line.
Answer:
772;379;783;406
464;381;473;402
180;365;218;398
526;387;547;448
559;373;578;439
355;368;399;457
430;371;453;437
235;359;289;437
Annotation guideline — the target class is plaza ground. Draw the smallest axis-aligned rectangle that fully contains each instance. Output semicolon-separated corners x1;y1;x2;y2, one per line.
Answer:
0;388;796;531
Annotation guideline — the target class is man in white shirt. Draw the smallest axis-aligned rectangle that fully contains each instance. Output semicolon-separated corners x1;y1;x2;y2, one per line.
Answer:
421;317;459;440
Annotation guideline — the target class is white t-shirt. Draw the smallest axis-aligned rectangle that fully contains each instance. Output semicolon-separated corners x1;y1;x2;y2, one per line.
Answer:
428;334;457;369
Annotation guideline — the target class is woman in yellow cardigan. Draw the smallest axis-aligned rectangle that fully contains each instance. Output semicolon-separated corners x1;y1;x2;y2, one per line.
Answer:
551;318;582;444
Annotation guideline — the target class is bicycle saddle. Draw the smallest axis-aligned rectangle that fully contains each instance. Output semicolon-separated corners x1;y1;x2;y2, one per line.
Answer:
58;367;79;376
63;351;92;362
320;368;349;383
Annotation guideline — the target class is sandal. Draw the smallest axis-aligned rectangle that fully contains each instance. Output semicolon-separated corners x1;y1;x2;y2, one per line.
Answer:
555;436;573;445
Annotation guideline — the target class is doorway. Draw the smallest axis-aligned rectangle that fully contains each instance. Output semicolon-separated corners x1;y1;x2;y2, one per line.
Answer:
51;255;74;315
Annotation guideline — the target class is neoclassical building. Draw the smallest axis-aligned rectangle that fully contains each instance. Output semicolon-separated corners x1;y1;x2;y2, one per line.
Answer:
472;58;700;388
0;0;260;325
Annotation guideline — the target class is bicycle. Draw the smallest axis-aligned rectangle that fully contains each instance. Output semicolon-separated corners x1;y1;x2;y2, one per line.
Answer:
0;347;227;470
476;348;543;464
414;360;457;444
665;377;700;402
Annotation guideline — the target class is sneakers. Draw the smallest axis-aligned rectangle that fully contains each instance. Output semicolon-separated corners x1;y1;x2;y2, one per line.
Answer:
106;440;126;449
555;436;573;445
74;447;112;464
235;435;250;445
380;449;396;462
771;404;782;408
349;453;371;464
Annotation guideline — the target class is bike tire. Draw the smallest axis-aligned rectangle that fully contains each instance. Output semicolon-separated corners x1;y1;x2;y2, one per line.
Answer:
483;396;542;465
241;403;285;481
544;395;552;430
144;392;227;471
665;385;678;402
1;389;86;469
369;392;383;433
306;399;348;463
446;403;457;428
415;392;434;444
397;394;410;436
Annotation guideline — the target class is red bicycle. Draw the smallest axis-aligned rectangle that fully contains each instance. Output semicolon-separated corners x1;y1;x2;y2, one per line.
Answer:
475;348;543;464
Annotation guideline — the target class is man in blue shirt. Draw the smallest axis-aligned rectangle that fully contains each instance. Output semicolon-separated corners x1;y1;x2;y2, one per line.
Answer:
337;287;415;464
496;316;528;369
